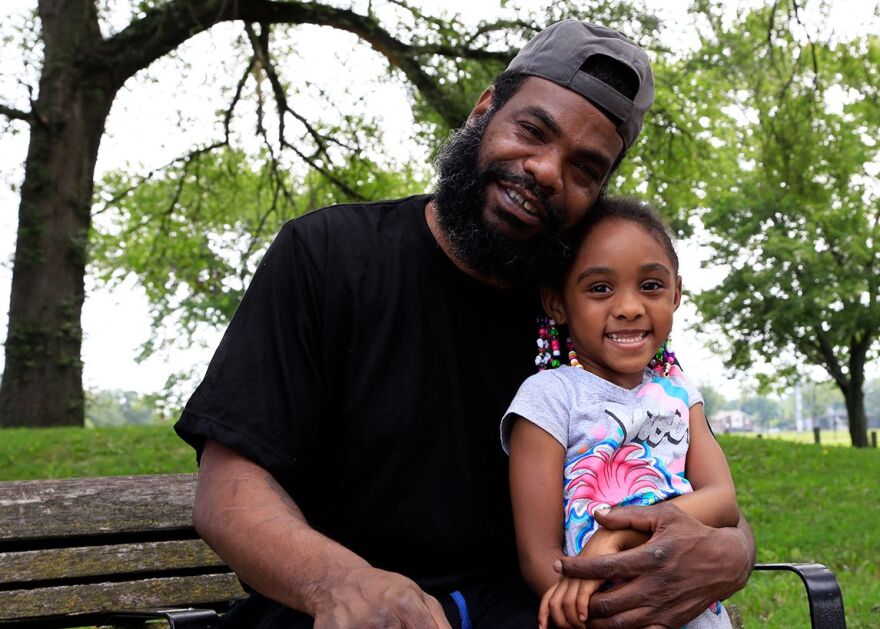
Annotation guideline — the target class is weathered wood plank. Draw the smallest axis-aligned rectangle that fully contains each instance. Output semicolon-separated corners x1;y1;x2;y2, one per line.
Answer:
0;474;197;542
0;539;226;584
0;573;246;620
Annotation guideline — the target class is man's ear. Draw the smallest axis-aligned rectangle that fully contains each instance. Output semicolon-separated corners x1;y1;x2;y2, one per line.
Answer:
469;86;495;120
541;286;567;324
673;275;682;311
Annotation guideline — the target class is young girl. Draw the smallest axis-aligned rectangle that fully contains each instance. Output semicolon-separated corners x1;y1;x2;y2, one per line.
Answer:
501;197;739;629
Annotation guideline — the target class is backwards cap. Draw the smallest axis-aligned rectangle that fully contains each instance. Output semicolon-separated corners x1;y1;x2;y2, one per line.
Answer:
506;20;654;150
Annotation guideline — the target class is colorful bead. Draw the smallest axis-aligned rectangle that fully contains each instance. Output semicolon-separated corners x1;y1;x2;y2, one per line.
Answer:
649;337;676;378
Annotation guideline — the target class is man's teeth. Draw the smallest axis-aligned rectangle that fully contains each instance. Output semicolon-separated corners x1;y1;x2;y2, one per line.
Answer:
607;332;647;343
505;187;537;214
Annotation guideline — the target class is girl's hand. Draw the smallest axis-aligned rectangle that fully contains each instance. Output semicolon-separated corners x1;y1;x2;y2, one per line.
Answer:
539;574;603;629
539;523;648;629
580;522;649;556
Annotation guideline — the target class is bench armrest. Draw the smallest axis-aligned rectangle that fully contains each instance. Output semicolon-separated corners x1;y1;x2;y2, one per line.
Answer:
753;562;846;629
99;608;220;628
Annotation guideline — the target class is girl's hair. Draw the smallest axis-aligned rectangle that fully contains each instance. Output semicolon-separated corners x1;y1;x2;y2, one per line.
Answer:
556;196;679;290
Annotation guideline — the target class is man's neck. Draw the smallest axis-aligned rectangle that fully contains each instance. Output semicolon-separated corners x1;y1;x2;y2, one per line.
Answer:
423;199;508;288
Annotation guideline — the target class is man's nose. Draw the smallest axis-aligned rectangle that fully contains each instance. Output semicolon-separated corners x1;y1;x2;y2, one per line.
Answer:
523;148;563;196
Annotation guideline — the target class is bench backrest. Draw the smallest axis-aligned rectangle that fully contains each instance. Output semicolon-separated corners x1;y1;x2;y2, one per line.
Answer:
0;473;245;626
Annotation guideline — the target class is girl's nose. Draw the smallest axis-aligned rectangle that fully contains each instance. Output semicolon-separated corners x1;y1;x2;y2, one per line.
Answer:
612;290;645;320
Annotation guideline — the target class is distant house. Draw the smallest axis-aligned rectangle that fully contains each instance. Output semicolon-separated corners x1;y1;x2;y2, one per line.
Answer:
709;409;754;433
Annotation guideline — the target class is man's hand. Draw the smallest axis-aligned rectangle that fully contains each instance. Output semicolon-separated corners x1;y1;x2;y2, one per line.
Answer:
310;566;451;629
194;442;452;628
539;522;649;629
555;502;754;629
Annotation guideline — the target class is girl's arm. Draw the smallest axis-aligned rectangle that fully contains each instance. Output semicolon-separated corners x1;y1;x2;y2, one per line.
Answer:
508;415;567;595
669;402;740;528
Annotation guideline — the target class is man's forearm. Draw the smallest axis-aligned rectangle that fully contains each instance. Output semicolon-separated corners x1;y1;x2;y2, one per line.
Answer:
193;440;370;614
730;510;756;592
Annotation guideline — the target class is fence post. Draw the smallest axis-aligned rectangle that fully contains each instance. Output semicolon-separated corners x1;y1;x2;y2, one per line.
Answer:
871;431;878;448
813;427;821;445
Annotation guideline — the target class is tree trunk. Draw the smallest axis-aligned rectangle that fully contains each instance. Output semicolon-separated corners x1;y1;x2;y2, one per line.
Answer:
843;378;869;449
0;0;114;427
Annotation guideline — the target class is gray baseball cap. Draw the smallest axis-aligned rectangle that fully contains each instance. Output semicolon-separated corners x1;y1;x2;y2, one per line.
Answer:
506;20;654;150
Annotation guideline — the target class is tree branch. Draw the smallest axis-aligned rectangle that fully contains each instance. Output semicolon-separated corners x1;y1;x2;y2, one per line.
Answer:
0;103;32;122
810;326;848;390
97;0;485;127
244;23;355;159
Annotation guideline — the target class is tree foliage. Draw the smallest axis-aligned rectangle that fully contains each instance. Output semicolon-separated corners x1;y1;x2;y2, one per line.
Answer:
683;1;880;447
0;0;664;426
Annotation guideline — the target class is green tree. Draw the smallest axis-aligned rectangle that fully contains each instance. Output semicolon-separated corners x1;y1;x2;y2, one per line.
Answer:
681;1;879;447
740;393;783;431
0;1;663;427
86;389;158;426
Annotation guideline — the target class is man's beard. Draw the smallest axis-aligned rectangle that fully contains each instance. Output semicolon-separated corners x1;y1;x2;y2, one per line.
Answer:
432;111;586;289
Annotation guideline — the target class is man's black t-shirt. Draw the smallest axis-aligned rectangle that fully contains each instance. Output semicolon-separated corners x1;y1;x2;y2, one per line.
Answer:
175;194;540;591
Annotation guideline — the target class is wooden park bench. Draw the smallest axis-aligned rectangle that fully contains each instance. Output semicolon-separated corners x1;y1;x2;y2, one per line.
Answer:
0;473;847;628
0;474;244;628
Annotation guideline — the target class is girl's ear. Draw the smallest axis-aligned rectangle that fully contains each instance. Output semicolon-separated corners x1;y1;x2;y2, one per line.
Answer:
673;275;683;311
541;286;567;324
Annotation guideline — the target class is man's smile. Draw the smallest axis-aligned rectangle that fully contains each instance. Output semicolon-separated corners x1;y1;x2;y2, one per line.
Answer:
493;180;545;228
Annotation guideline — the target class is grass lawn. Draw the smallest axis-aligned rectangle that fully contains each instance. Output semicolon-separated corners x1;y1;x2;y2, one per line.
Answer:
0;424;196;479
734;429;865;447
0;427;876;628
719;435;879;628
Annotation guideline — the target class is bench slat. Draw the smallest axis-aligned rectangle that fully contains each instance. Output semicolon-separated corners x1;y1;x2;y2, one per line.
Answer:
0;573;246;620
0;539;225;584
0;474;196;542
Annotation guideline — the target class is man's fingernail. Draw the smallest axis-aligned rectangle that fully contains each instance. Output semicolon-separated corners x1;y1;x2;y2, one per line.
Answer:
596;507;610;515
553;559;562;573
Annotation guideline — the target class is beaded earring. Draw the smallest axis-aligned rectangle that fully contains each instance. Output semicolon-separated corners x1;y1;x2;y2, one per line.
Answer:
535;317;564;370
651;337;676;377
567;337;582;369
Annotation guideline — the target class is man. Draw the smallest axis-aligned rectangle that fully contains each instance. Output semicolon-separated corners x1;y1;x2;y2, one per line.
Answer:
176;20;754;628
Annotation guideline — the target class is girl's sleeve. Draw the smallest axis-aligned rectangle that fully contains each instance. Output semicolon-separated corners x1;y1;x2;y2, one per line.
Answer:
678;371;705;409
500;370;571;454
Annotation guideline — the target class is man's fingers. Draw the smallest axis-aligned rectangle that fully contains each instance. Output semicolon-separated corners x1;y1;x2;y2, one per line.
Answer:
592;502;681;532
390;591;450;629
424;594;453;629
583;604;656;629
558;544;660;580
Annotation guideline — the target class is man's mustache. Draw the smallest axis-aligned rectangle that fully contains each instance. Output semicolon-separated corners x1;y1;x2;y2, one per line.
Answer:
481;163;564;227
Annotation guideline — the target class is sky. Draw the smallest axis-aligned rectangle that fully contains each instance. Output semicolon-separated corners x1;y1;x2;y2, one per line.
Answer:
1;0;878;403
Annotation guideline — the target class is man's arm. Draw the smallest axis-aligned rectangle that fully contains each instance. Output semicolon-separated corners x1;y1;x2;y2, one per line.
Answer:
555;503;755;629
193;440;451;628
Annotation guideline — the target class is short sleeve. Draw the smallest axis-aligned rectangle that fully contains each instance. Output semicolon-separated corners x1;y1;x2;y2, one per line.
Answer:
500;370;572;454
678;372;704;409
174;220;325;491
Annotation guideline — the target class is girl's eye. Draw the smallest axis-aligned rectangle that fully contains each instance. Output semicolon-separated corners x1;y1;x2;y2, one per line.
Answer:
641;280;663;291
587;283;612;294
